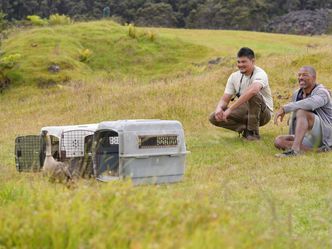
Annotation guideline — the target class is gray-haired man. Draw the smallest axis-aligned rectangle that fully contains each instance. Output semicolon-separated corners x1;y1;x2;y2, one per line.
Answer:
274;66;332;157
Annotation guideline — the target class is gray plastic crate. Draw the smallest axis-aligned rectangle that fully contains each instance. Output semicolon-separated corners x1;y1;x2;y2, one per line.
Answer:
93;120;188;185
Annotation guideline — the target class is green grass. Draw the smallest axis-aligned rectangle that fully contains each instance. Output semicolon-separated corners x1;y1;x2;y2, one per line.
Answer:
155;28;332;55
1;21;332;248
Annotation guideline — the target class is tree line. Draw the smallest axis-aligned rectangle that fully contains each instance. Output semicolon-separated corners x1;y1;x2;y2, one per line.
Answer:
1;0;332;31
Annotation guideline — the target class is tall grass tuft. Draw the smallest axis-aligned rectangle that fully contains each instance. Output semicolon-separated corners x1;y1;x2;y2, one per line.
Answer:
49;14;72;26
78;48;93;62
146;30;157;42
128;23;137;39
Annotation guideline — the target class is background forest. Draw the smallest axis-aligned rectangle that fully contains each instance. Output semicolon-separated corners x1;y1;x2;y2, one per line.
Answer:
1;0;332;31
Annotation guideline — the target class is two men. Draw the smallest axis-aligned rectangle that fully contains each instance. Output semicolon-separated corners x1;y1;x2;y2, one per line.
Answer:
209;47;273;140
210;47;332;156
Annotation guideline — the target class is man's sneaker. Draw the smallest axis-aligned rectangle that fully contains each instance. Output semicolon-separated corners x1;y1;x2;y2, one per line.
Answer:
317;145;332;153
242;129;260;141
275;149;301;158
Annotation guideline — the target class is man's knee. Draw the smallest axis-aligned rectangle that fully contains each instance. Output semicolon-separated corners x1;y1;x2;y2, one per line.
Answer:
295;109;315;127
209;112;244;131
248;93;263;104
274;136;283;149
274;136;287;149
209;112;229;128
209;112;218;126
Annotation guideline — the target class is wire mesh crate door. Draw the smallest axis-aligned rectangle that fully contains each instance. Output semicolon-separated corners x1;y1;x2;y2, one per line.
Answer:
15;135;42;172
61;130;94;158
60;130;95;178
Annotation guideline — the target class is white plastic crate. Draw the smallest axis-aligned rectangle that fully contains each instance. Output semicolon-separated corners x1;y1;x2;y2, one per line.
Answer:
15;124;97;174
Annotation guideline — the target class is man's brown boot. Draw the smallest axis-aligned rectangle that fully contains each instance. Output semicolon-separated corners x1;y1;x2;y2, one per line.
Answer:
242;129;260;141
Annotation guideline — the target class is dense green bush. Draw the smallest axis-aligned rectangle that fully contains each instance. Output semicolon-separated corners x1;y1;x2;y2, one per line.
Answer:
0;53;21;92
27;15;48;26
0;54;21;69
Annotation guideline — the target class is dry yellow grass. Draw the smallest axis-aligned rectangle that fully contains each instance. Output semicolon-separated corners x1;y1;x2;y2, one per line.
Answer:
1;24;332;248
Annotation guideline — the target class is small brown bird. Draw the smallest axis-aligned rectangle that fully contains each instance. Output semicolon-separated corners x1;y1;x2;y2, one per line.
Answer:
42;130;72;183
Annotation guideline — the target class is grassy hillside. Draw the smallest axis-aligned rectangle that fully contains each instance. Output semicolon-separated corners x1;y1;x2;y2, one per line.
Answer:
1;22;332;248
2;21;211;86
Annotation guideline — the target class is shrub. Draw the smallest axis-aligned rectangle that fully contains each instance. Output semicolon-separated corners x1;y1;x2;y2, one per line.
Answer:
27;15;48;26
128;24;137;39
79;48;93;62
0;53;21;92
49;14;72;25
0;54;21;69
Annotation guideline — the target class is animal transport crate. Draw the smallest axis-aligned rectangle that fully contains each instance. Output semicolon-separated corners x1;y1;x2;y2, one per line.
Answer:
93;119;188;185
15;124;97;176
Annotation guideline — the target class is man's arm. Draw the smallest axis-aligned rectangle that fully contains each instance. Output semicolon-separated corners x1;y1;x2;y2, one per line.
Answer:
283;89;330;113
214;94;232;121
229;82;262;111
221;82;262;121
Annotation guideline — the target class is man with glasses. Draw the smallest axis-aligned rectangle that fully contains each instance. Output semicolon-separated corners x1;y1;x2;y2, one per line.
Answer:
274;66;332;157
209;47;273;140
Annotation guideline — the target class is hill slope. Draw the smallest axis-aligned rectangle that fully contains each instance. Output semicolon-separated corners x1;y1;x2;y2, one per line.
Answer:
3;21;211;86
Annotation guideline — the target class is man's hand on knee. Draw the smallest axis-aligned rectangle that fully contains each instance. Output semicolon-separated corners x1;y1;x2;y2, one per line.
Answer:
214;108;224;122
221;109;231;122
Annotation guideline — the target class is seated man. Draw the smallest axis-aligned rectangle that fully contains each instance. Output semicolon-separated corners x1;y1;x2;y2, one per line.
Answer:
274;66;332;157
209;47;273;140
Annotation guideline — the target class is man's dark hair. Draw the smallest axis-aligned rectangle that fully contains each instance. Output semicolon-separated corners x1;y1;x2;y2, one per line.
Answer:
237;47;255;59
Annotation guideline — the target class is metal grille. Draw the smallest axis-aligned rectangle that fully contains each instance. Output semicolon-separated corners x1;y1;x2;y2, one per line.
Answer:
60;130;94;158
15;135;42;172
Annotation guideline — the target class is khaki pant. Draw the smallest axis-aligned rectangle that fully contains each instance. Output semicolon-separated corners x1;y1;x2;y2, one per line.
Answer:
209;94;271;133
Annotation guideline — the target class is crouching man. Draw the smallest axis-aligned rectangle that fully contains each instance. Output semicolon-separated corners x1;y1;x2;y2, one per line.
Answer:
209;47;273;140
274;66;332;157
